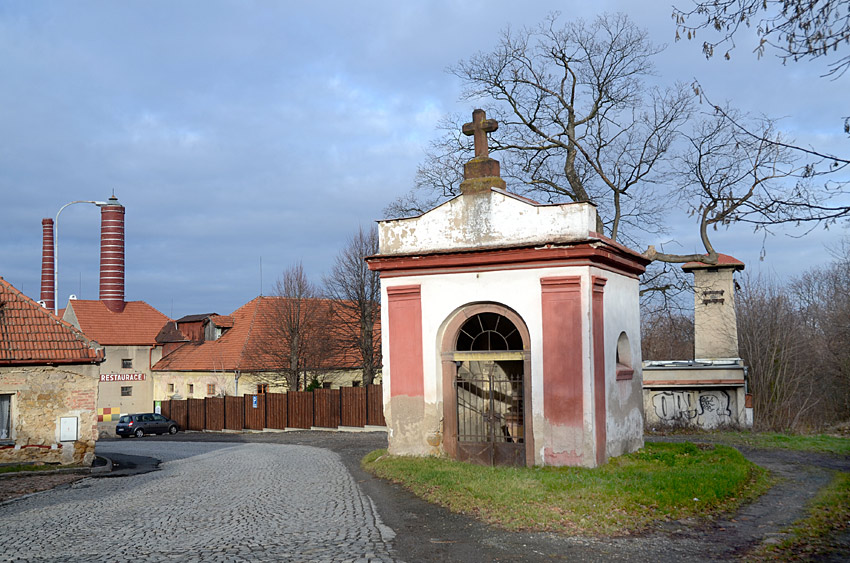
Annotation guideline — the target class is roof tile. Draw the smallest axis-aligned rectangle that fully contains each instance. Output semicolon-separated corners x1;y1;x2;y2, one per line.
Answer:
66;300;170;346
153;296;379;373
0;277;102;365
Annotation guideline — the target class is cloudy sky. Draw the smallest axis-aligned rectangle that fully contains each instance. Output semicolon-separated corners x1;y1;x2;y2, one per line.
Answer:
1;1;847;318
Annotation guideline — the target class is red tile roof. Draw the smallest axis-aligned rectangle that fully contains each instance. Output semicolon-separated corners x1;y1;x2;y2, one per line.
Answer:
209;315;233;328
65;300;170;346
0;277;103;365
682;253;745;271
152;296;379;373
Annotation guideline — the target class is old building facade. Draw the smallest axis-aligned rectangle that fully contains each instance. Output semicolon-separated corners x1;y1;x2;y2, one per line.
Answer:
0;277;103;465
368;110;649;468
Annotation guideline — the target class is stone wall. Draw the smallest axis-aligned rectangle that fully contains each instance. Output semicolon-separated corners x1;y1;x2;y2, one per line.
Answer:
0;364;99;465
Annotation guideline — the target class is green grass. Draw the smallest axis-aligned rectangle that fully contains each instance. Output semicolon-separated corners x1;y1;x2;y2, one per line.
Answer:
703;431;850;455
0;464;64;474
363;442;772;535
750;471;850;561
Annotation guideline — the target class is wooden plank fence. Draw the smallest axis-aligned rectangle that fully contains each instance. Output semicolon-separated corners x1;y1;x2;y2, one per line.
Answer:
157;385;385;432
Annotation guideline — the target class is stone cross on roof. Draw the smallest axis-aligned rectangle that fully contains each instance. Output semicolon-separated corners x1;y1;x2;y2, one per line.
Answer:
462;109;498;158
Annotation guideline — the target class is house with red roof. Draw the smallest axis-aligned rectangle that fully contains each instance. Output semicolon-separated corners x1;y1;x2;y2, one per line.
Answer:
0;277;103;466
63;299;169;432
152;296;380;399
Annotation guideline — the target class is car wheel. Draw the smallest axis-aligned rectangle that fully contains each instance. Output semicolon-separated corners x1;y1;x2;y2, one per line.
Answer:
168;425;178;435
134;428;144;438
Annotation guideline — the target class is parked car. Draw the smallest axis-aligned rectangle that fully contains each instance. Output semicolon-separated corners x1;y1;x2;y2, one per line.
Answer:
116;413;179;438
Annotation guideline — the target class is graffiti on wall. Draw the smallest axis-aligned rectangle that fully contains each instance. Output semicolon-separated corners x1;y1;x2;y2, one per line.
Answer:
649;390;733;428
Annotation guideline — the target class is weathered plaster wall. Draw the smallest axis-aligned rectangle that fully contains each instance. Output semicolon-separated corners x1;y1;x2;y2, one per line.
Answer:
692;268;740;360
97;344;159;415
380;192;597;255
151;369;377;401
0;365;99;465
381;264;640;467
644;387;744;429
598;269;644;458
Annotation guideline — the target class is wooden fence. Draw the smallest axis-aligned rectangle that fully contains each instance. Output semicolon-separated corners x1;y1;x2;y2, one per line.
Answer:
158;384;385;432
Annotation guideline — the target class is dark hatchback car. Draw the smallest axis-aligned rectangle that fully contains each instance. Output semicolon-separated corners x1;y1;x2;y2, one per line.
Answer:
116;413;180;438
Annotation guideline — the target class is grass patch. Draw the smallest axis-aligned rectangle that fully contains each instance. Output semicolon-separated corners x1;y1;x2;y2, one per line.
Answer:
0;464;64;474
706;432;850;455
363;442;772;536
750;471;850;561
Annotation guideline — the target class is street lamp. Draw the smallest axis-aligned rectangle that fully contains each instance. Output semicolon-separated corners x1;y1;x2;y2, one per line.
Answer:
54;200;108;315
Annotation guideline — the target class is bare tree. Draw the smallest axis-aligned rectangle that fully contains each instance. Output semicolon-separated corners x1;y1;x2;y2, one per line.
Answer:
258;262;332;391
323;226;382;386
737;274;819;431
641;308;695;361
790;242;850;424
646;107;807;264
673;0;850;77
387;13;693;244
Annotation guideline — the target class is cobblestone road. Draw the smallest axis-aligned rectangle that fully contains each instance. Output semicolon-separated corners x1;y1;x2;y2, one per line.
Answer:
0;441;398;562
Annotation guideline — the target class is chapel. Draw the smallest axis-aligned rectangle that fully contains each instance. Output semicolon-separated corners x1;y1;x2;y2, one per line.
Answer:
367;110;650;467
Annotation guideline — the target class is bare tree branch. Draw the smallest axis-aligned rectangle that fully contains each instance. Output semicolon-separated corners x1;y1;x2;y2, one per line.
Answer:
323;225;382;385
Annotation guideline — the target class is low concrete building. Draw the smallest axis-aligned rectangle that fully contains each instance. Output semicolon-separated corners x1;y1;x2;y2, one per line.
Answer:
643;255;750;429
367;110;649;468
0;277;103;465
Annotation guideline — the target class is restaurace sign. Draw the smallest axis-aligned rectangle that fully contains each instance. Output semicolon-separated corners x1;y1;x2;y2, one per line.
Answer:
99;373;145;382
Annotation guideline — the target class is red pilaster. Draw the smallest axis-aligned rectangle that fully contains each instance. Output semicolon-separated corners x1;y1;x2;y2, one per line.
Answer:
592;276;607;466
99;196;125;312
40;218;55;311
386;285;424;397
540;276;583;464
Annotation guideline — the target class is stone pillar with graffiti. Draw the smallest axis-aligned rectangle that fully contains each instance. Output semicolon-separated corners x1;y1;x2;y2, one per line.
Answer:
643;255;751;429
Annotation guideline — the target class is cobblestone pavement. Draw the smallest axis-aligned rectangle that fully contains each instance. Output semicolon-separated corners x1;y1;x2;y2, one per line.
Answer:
0;441;398;562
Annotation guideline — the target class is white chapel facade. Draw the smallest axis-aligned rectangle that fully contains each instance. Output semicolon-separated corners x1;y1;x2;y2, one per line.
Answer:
368;110;649;467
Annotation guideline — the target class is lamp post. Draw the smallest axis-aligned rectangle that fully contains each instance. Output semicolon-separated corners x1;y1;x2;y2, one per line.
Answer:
54;200;108;315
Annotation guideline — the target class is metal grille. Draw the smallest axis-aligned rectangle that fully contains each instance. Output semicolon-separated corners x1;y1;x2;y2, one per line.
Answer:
456;360;524;444
454;312;525;454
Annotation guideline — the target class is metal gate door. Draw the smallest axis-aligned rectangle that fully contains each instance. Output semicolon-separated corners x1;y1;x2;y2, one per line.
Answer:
451;311;527;466
455;358;525;466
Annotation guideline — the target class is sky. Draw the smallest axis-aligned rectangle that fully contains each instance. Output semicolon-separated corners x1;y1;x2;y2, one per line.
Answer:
1;1;847;319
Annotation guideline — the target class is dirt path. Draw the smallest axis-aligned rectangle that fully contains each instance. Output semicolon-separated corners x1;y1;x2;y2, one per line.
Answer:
646;436;848;559
0;472;86;504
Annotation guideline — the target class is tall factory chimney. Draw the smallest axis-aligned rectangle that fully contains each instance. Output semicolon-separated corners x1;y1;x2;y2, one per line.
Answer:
99;195;125;313
40;218;55;311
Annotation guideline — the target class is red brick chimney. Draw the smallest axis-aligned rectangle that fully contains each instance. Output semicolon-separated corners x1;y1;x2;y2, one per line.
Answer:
40;218;55;311
99;195;125;313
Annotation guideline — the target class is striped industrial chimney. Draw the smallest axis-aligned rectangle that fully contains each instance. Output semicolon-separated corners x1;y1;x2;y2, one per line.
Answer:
40;218;55;311
99;195;125;312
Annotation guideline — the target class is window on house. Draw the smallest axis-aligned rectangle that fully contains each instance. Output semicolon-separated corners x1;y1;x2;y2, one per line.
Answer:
167;383;175;393
322;382;332;389
207;384;216;396
121;386;132;397
121;359;132;369
351;381;361;387
187;384;194;395
0;394;11;441
257;384;269;394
